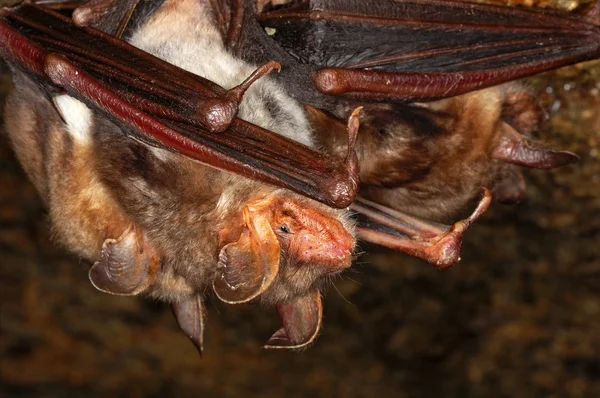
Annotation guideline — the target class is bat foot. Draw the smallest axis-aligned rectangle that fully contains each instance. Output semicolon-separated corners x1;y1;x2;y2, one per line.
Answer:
424;188;492;269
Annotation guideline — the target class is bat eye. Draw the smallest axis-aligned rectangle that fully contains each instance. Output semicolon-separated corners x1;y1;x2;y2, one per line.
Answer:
279;224;290;234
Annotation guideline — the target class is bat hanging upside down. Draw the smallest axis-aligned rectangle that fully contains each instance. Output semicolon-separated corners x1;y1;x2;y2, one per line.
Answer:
0;0;598;352
3;0;363;351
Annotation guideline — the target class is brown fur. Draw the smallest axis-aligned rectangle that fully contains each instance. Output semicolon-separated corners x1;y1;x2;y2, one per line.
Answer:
310;83;543;223
3;0;358;308
6;74;132;258
5;69;354;305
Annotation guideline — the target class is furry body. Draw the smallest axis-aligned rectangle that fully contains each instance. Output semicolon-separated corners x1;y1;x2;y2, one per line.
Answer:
5;0;354;305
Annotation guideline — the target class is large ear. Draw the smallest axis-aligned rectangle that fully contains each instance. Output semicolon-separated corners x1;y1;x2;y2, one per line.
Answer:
264;291;323;350
491;122;579;169
89;225;159;295
171;295;205;355
213;198;280;304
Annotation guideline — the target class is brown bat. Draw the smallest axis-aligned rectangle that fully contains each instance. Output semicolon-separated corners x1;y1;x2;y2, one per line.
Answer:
0;0;597;352
308;82;579;222
235;0;594;222
3;0;361;351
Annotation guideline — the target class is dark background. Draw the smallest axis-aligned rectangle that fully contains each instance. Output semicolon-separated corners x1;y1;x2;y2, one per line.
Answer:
1;6;599;397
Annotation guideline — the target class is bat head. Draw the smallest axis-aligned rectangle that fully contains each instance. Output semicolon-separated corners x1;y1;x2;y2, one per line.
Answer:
213;190;354;305
212;189;354;349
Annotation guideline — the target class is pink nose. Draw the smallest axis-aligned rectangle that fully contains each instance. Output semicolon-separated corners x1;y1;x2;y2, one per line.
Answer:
296;226;353;272
276;198;355;272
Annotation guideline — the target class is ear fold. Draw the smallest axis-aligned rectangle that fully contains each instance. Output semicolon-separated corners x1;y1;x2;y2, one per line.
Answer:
264;291;323;349
491;122;579;169
213;199;281;304
89;225;159;296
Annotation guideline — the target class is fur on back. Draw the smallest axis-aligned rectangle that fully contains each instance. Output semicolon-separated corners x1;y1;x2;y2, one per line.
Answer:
128;0;315;147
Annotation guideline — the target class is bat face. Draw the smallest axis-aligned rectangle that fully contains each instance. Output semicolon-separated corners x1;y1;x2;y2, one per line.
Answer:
245;194;354;305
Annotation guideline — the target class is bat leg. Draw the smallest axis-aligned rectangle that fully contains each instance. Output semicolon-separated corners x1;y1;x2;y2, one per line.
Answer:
171;295;205;355
353;189;492;268
88;225;159;295
264;291;322;349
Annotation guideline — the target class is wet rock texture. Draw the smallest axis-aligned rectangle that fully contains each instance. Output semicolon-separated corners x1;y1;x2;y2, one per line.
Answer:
0;14;599;398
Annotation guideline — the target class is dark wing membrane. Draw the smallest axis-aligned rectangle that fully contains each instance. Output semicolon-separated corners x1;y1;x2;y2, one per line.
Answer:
0;3;358;208
258;0;600;101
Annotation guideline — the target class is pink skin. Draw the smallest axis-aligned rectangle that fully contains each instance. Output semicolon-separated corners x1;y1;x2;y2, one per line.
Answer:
276;199;353;271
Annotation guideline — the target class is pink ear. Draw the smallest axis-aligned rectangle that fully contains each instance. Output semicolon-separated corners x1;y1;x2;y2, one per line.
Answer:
491;123;579;169
89;225;159;296
264;291;323;349
213;198;280;304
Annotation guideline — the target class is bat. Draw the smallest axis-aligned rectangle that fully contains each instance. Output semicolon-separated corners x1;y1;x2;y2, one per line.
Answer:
1;0;364;352
0;0;598;352
233;0;596;220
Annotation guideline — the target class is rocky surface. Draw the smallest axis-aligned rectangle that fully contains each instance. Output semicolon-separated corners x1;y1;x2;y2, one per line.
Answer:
0;5;599;398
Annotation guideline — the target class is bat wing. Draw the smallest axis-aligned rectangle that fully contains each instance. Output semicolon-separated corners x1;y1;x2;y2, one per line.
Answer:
0;0;550;268
0;2;359;208
242;0;600;103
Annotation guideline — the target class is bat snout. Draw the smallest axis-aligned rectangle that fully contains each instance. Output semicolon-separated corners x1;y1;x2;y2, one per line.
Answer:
268;196;355;276
295;227;353;273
